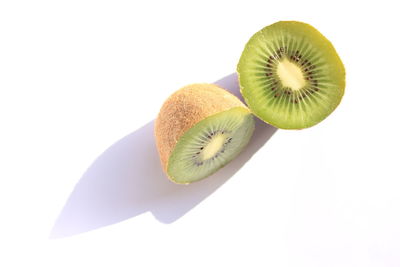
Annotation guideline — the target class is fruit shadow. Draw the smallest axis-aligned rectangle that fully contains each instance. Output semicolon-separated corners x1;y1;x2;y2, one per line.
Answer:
50;73;277;239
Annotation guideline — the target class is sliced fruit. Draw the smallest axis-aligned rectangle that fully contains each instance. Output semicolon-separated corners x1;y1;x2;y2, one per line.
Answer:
155;84;255;184
237;21;345;129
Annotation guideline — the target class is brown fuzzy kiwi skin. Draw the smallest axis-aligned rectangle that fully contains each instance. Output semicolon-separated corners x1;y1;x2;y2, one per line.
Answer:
154;83;247;182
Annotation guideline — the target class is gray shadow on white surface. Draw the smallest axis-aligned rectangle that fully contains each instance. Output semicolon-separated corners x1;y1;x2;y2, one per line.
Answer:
50;73;277;238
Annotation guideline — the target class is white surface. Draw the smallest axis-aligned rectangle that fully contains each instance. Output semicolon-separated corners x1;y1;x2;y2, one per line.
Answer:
1;1;399;266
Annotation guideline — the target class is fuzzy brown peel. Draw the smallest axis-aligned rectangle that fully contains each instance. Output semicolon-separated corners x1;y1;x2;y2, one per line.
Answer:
155;83;246;174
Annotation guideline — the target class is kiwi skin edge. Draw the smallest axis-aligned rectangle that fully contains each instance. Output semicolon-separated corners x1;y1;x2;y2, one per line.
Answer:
154;83;251;183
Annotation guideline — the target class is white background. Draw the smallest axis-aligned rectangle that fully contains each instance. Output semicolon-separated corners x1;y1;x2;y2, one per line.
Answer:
1;0;400;266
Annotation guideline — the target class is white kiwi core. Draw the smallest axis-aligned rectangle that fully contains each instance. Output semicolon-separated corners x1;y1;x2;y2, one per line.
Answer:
201;133;226;160
277;58;306;91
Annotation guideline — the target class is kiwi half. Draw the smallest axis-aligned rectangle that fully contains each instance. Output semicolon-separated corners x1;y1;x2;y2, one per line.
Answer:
155;84;255;184
237;21;345;129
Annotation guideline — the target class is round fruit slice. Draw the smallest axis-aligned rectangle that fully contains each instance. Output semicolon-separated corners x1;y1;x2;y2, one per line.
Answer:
155;84;255;184
237;21;345;129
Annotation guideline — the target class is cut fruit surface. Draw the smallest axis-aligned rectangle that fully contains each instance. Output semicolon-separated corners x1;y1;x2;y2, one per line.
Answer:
237;21;345;129
168;107;254;184
155;84;255;184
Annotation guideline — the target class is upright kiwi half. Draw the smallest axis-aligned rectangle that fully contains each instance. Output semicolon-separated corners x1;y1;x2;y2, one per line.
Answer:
155;84;255;184
237;21;345;129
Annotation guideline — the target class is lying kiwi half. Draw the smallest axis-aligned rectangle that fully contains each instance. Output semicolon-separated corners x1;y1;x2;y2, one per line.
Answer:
155;84;255;184
238;21;345;129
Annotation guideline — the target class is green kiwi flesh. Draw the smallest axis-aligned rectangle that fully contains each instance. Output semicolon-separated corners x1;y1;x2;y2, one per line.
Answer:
237;21;345;129
168;107;254;184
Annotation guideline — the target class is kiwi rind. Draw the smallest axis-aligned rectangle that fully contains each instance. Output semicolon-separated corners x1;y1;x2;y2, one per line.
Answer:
237;21;345;129
155;83;254;184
